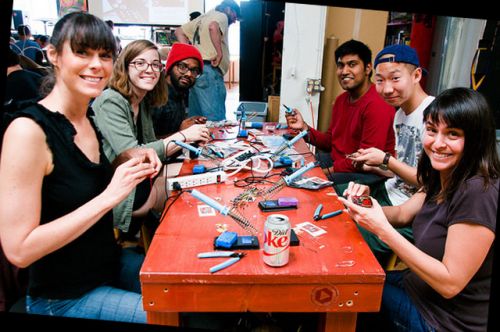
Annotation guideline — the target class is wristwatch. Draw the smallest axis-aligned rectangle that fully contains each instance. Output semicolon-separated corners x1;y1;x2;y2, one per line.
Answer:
379;152;392;171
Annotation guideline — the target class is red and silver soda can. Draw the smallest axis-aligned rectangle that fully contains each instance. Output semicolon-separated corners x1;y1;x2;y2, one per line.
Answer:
263;214;291;267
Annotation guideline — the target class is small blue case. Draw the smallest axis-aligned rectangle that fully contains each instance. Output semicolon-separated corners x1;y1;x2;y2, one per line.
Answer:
215;231;238;248
193;164;206;174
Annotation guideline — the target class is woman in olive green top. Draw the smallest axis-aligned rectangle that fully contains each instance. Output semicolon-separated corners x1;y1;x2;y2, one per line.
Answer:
93;39;210;236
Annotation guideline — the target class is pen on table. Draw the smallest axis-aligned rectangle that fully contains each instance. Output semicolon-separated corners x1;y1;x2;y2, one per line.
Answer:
319;209;343;220
313;203;323;221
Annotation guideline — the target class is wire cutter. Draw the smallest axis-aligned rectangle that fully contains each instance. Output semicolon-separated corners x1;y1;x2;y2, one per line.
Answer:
313;203;342;221
197;251;246;273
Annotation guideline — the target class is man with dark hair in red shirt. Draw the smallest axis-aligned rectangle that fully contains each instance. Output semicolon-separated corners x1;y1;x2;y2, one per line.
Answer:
286;39;396;187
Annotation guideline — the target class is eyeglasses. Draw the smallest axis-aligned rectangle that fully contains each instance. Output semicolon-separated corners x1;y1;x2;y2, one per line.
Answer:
129;60;163;72
175;62;201;78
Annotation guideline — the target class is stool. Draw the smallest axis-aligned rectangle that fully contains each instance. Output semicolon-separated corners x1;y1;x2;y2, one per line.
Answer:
385;253;408;271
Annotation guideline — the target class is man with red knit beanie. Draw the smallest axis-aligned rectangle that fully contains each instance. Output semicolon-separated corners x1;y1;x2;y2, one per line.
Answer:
151;43;207;138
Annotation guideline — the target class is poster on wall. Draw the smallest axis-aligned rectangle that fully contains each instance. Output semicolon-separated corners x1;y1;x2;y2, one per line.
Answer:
57;0;88;16
88;0;189;25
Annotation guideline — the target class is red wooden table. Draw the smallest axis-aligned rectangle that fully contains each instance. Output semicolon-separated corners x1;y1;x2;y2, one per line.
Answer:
140;125;385;331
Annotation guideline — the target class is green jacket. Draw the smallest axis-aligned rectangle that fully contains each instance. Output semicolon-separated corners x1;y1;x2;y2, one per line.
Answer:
92;88;166;232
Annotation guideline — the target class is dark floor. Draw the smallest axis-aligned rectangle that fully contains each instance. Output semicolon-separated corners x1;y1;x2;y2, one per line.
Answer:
179;311;394;332
180;312;320;332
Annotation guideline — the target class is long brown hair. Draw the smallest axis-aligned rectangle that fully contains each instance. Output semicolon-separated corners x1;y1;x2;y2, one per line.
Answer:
108;39;167;107
417;87;500;202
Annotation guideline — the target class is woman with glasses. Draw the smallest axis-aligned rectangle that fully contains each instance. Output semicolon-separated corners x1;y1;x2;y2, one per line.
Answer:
92;39;211;242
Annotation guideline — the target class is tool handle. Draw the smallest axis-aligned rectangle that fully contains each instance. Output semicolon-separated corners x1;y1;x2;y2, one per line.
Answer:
313;204;323;219
173;140;201;156
209;257;240;273
286;129;308;147
198;251;235;258
320;209;343;220
190;189;229;215
284;161;317;184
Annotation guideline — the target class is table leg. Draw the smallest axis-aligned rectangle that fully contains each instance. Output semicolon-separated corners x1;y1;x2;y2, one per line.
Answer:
147;311;180;326
318;312;357;332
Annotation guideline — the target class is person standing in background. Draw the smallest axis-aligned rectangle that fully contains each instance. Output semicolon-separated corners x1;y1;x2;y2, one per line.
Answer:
5;48;42;106
11;25;42;62
189;11;202;21
105;19;122;54
174;0;241;121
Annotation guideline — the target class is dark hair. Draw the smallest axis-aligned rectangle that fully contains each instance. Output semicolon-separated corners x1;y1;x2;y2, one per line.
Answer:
108;39;167;107
40;12;117;97
216;0;241;17
38;35;48;43
105;20;114;29
335;39;373;78
189;11;202;21
8;48;20;67
417;87;500;202
17;25;30;36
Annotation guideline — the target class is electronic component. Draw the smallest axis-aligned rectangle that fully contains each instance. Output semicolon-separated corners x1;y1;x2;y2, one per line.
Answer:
277;197;298;207
192;164;206;174
215;231;238;248
166;171;227;190
214;235;260;250
258;200;297;212
352;195;373;208
273;156;293;168
189;189;258;234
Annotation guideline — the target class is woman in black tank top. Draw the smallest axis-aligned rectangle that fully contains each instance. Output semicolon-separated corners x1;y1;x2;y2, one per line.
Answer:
0;12;161;323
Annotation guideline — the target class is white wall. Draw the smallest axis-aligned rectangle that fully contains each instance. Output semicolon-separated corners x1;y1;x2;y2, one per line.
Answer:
426;16;486;95
88;0;205;25
279;3;326;129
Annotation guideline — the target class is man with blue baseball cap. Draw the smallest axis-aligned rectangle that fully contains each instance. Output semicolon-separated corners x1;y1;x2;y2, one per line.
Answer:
373;44;428;76
348;44;435;266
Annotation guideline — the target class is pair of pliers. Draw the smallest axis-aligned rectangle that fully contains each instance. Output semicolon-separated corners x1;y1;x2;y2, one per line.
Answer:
197;251;246;273
313;203;343;221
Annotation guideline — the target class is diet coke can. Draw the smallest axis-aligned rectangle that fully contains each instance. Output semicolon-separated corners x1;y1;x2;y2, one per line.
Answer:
263;214;291;267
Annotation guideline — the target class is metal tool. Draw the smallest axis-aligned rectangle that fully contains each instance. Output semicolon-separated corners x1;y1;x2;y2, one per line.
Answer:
318;209;343;220
270;129;308;160
283;104;295;115
313;207;343;221
189;189;258;235
198;251;246;273
173;140;219;160
313;203;323;221
263;161;318;198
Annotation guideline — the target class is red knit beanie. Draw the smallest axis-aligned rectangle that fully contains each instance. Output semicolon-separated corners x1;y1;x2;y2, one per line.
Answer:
165;43;204;74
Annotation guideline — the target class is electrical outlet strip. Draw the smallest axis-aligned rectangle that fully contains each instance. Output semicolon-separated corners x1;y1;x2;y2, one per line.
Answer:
166;171;227;190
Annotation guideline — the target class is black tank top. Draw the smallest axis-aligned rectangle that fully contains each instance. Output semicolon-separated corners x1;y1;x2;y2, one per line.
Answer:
5;103;120;299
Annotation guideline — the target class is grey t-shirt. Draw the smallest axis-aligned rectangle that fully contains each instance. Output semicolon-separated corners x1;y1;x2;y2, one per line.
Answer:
404;176;498;331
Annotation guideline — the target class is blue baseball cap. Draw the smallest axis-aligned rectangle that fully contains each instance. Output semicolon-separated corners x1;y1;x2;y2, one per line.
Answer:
374;44;427;75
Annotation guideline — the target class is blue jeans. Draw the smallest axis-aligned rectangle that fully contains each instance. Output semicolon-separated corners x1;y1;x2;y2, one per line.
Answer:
382;271;435;332
26;247;147;324
188;64;227;121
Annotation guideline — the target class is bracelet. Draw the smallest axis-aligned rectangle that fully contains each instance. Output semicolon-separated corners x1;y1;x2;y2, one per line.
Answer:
179;131;187;142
